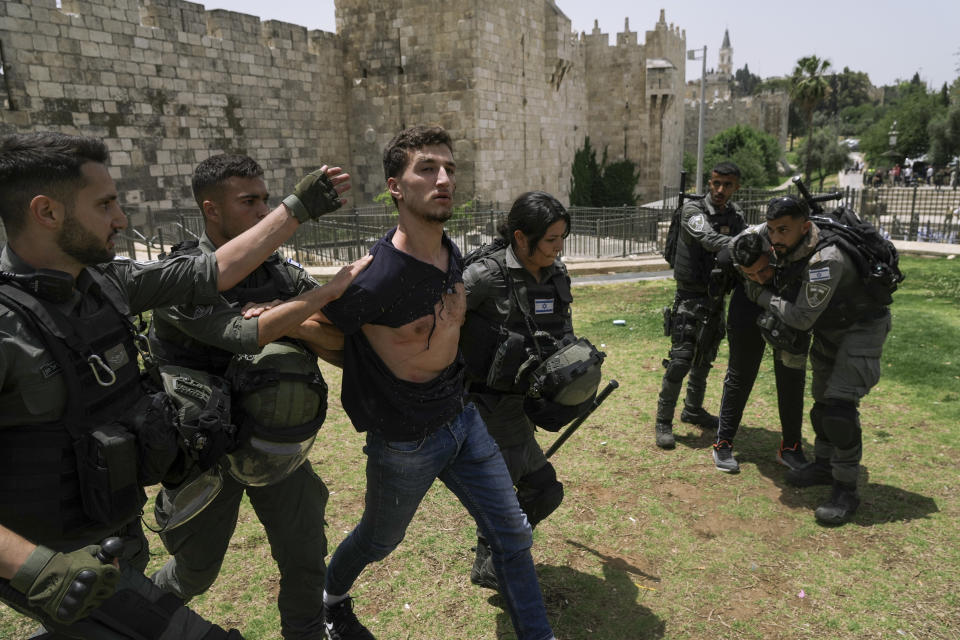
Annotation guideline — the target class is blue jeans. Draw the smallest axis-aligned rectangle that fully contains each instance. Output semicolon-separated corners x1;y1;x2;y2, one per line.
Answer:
326;403;554;640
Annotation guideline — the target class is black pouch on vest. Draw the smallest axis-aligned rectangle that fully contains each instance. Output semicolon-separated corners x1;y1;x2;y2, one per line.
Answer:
487;330;533;393
75;424;141;524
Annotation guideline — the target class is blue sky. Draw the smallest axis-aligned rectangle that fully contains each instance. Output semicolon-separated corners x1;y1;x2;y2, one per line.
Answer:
202;1;959;89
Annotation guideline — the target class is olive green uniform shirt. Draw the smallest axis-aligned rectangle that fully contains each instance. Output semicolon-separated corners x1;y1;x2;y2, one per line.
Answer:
0;244;220;427
150;233;317;357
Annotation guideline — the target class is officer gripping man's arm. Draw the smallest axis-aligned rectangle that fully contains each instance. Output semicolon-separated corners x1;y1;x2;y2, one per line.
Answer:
0;132;351;638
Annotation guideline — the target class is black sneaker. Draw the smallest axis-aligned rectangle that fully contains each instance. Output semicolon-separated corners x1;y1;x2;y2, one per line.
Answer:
712;440;740;473
655;422;675;449
470;540;499;590
785;459;832;487
776;442;809;471
814;483;860;525
680;405;719;431
323;597;376;640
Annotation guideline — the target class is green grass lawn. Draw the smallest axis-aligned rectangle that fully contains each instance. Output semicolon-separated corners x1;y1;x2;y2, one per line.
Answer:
2;255;958;639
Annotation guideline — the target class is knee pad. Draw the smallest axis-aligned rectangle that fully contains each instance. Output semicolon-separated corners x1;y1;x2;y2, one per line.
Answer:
663;346;693;383
816;400;861;451
517;463;564;528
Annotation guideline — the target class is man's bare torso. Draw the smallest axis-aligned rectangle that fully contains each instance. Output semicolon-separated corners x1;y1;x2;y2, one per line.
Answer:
362;283;465;383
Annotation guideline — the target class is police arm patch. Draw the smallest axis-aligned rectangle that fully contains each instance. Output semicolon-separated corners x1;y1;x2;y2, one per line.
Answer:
688;213;706;233
804;282;831;307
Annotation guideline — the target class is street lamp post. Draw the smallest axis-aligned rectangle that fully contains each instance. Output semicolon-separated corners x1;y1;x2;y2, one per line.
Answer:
687;46;707;193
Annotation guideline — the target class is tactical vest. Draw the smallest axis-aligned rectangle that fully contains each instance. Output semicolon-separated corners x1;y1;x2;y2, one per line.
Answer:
461;249;572;388
150;240;298;374
0;271;147;549
673;201;745;289
774;230;887;329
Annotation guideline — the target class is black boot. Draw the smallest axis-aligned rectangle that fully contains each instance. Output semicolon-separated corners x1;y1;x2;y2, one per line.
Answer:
680;405;719;431
785;457;833;487
470;539;498;590
815;481;860;525
654;421;675;449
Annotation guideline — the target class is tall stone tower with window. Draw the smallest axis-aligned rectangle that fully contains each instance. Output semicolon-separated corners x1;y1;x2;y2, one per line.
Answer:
718;29;732;78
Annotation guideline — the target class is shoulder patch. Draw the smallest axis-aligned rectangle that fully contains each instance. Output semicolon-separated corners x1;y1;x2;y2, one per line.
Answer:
808;266;831;282
688;213;706;233
804;282;831;307
285;257;304;269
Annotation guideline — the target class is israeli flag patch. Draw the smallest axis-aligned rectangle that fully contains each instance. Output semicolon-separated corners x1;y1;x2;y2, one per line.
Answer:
808;266;831;282
534;298;555;314
286;257;303;269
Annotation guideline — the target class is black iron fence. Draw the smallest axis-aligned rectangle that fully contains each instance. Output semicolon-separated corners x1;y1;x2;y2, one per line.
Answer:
662;184;960;245
3;185;956;266
107;201;666;265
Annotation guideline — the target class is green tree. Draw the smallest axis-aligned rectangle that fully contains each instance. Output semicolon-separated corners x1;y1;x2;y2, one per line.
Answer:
799;127;849;190
598;157;641;206
569;137;602;206
860;79;947;164
732;64;762;98
790;55;832;181
702;124;781;188
569;138;640;206
928;102;960;167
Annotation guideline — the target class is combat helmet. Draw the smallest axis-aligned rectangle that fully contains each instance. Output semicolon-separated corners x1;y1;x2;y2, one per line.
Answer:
224;340;327;486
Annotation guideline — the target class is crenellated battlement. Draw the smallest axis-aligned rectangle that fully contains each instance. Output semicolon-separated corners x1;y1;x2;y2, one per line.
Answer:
0;0;687;209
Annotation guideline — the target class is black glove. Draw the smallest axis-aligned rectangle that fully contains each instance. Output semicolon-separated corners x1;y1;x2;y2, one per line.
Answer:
282;169;342;223
756;311;810;355
10;544;120;625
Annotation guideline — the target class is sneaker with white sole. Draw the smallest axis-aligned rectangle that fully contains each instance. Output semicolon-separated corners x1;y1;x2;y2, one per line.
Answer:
712;440;740;473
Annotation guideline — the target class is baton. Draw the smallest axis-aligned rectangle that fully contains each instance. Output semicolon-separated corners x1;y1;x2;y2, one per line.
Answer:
544;379;619;459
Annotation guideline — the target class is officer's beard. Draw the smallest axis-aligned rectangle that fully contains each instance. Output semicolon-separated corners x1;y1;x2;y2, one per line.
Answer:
58;210;115;266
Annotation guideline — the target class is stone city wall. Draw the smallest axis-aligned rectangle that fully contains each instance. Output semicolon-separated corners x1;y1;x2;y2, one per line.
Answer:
0;0;350;212
683;92;789;159
1;0;686;210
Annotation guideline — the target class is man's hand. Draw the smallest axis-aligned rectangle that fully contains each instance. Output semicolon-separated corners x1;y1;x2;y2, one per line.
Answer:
282;165;351;223
11;545;120;625
323;254;372;300
242;298;283;320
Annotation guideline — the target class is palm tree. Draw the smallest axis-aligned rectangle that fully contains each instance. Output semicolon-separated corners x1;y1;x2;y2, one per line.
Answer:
790;55;832;182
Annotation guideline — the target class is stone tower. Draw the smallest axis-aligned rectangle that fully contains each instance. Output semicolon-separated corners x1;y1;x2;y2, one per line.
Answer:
0;0;687;208
718;28;732;78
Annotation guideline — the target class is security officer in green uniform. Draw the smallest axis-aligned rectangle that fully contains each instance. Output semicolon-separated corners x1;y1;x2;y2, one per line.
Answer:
0;131;351;638
461;191;577;589
655;162;746;448
737;196;891;524
147;154;370;640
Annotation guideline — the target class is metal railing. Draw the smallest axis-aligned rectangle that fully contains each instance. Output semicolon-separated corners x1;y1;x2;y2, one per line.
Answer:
111;201;668;265
4;184;955;267
661;184;960;245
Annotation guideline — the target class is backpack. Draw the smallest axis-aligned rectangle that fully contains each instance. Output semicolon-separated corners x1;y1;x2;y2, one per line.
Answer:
663;193;706;269
463;236;508;268
812;206;905;306
663;206;682;269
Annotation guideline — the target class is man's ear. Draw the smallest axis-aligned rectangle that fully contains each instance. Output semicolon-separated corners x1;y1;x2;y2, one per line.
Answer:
802;219;812;234
387;177;402;203
202;199;220;224
29;194;63;230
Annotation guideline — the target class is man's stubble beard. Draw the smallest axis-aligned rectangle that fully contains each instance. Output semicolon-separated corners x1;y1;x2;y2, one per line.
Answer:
58;208;115;266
